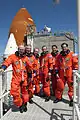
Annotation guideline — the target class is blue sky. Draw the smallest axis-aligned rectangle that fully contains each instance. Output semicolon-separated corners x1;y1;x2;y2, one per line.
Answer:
0;0;77;54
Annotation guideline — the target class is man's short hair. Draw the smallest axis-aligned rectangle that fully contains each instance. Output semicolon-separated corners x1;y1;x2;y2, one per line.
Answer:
42;45;47;49
52;45;58;48
61;43;68;48
25;44;31;48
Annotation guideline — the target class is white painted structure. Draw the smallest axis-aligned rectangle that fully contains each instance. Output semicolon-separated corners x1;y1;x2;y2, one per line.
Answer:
3;33;18;89
44;25;51;33
27;35;33;52
1;33;18;109
4;33;18;58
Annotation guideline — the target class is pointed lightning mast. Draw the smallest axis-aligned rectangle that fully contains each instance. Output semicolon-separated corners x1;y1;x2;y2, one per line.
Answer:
53;0;60;4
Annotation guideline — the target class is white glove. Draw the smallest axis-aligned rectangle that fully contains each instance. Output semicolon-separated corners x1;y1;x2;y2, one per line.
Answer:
73;70;78;73
56;74;60;78
34;73;36;77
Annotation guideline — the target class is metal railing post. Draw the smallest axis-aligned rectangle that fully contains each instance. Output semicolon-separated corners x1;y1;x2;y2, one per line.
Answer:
73;71;80;120
77;0;80;106
73;72;77;120
0;73;3;118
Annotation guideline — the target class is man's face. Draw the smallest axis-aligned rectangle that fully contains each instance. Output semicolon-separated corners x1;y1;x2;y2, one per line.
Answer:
62;45;68;51
42;46;47;52
18;48;25;55
34;48;39;55
25;46;31;54
52;46;57;53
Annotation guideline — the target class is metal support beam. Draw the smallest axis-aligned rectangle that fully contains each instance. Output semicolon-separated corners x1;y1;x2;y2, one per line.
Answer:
77;0;80;105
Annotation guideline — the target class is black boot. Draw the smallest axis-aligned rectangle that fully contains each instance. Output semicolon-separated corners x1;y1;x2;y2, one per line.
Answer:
69;99;73;107
45;96;50;102
29;99;34;104
19;104;24;113
35;93;40;96
23;102;27;112
54;98;62;103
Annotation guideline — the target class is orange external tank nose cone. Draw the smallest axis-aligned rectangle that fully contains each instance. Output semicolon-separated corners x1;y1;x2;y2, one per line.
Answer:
9;8;36;46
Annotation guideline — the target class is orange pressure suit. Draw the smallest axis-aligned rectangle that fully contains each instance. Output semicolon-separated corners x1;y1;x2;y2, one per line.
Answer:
2;53;32;107
26;53;37;99
51;51;59;95
55;50;78;100
33;56;40;94
39;52;53;97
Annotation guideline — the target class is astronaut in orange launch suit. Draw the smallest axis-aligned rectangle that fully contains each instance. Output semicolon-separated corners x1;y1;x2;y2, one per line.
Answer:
54;43;78;106
39;45;53;102
25;44;37;104
0;45;32;113
33;48;40;95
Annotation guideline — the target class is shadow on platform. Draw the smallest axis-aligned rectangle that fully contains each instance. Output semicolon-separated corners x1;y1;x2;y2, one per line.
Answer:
10;105;19;112
50;108;72;120
3;103;10;115
33;101;72;120
62;98;70;104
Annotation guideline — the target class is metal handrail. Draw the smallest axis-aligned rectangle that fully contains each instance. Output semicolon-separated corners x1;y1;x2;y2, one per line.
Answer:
0;91;10;100
74;71;80;78
75;104;80;120
0;91;10;118
0;69;12;118
73;70;80;120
